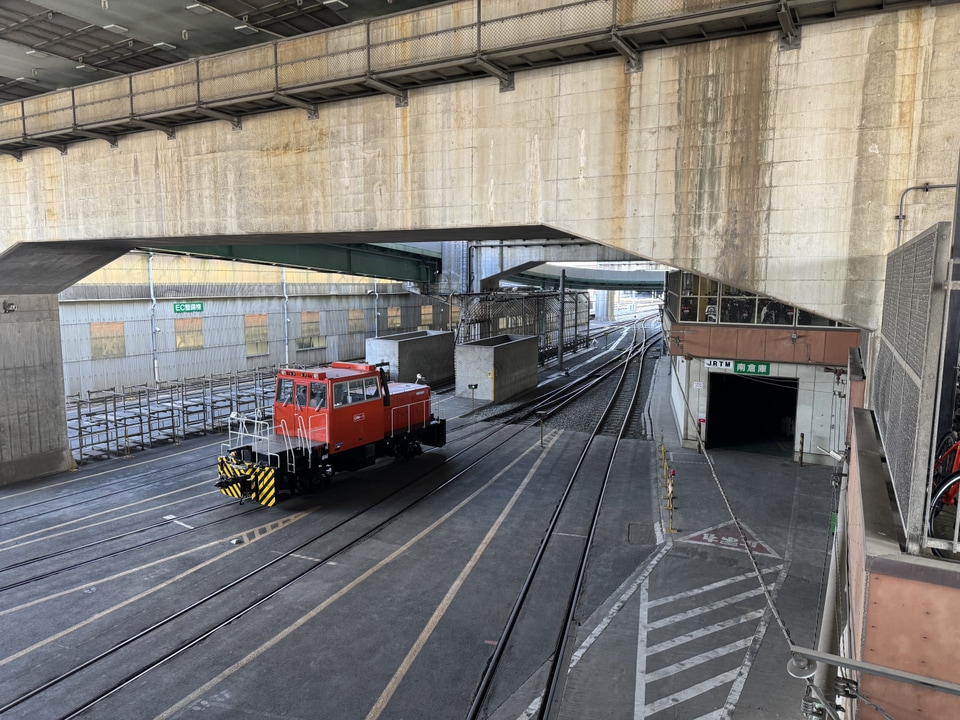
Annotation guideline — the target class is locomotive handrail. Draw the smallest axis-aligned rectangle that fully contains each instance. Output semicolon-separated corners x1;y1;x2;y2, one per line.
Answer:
278;419;297;474
388;398;433;435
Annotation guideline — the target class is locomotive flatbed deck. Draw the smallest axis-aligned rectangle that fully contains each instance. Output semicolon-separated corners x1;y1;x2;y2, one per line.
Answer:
244;434;324;458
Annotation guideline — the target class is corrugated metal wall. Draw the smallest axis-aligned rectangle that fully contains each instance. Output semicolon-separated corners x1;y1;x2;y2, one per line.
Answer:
59;253;452;396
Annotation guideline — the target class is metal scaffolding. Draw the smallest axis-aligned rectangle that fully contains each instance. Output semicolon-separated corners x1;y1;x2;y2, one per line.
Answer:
454;290;590;364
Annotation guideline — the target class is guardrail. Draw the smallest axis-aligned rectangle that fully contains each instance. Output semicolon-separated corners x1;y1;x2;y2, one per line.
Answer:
0;0;792;152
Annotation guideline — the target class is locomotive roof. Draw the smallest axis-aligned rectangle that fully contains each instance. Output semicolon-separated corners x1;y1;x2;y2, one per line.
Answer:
277;362;379;381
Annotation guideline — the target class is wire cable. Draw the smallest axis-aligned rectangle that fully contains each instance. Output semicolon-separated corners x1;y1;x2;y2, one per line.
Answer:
673;367;797;648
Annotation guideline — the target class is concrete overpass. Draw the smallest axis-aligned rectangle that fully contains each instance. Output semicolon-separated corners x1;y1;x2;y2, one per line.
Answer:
2;0;960;483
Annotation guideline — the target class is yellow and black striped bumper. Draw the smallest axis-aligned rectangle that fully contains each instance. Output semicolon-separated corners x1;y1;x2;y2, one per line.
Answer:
216;457;277;507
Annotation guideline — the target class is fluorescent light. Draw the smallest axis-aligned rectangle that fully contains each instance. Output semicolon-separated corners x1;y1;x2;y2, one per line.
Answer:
323;0;348;8
14;77;38;84
153;41;177;50
26;49;50;58
103;24;128;33
76;63;98;72
234;23;258;34
185;3;213;13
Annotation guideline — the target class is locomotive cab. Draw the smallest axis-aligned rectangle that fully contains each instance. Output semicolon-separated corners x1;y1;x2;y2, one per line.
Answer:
216;362;446;505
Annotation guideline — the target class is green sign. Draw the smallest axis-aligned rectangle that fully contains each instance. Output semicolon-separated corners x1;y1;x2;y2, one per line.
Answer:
734;360;770;376
174;302;204;313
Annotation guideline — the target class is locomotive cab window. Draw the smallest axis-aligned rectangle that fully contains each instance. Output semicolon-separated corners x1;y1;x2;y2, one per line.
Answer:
310;382;326;409
277;378;294;405
295;383;308;408
333;381;350;407
349;379;366;403
364;377;381;399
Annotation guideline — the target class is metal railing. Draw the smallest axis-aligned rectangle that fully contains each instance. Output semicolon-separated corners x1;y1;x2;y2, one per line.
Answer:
0;0;788;147
68;367;275;465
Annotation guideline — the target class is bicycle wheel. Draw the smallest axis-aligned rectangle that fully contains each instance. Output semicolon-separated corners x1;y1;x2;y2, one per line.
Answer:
929;471;960;560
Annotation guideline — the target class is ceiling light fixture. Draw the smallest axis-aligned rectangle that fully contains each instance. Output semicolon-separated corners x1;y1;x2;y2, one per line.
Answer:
153;41;177;50
186;3;213;14
103;23;128;33
234;23;258;34
323;0;348;8
76;63;98;72
25;49;50;58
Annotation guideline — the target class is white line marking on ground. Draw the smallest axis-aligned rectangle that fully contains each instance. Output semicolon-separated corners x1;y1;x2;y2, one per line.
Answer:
517;543;673;720
689;710;724;720
155;430;565;720
648;566;781;608
569;543;671;669
719;470;804;716
643;668;740;716
0;512;313;668
644;637;753;683
647;610;765;656
634;579;649;720
365;430;564;720
0;440;222;499
647;584;773;630
0;482;213;552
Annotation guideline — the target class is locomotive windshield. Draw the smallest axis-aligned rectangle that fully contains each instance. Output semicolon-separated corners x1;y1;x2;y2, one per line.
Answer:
310;382;326;409
295;384;307;408
277;378;293;405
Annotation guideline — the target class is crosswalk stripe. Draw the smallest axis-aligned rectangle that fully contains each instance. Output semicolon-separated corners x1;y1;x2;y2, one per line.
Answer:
647;609;765;655
648;584;773;629
644;637;753;682
689;710;724;720
643;668;741;716
648;566;781;607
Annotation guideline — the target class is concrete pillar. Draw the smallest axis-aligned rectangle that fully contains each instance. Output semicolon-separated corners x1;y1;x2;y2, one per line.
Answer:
0;294;73;486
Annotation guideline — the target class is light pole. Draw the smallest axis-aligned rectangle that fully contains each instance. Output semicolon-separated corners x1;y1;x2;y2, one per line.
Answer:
367;280;379;337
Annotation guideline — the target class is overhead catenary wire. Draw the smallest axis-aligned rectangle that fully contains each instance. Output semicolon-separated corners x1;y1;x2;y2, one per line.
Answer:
672;371;798;649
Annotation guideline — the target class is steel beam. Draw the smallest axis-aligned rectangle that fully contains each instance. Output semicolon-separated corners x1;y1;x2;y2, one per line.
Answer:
150;242;440;283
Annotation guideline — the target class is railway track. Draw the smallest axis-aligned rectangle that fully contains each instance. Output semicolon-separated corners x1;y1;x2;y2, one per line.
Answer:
0;397;550;718
0;317;666;719
467;320;662;720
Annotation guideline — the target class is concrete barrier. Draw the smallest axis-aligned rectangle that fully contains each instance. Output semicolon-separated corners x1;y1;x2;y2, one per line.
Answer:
455;334;538;402
366;330;454;384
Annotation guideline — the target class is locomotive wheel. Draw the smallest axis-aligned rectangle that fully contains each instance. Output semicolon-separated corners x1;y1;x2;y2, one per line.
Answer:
311;465;333;491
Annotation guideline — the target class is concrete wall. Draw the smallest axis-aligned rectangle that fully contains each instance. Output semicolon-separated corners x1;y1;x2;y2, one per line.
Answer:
365;330;455;383
3;7;960;331
0;295;73;485
455;334;538;402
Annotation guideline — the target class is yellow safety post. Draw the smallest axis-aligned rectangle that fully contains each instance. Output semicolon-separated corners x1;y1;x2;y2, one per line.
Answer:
662;469;675;509
660;438;670;487
663;468;678;532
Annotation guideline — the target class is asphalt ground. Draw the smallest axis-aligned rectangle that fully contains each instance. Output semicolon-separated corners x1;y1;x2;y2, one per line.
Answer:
0;353;835;720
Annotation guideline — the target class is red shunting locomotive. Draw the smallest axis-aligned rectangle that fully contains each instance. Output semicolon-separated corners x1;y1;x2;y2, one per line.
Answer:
216;362;446;505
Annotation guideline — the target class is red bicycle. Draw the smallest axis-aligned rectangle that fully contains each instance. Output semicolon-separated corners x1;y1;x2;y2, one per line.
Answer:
928;432;960;558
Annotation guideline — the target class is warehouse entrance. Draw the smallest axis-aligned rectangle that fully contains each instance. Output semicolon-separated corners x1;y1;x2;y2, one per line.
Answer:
705;373;799;455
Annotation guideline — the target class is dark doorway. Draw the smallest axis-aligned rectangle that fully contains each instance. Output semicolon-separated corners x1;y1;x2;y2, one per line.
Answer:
705;373;799;456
